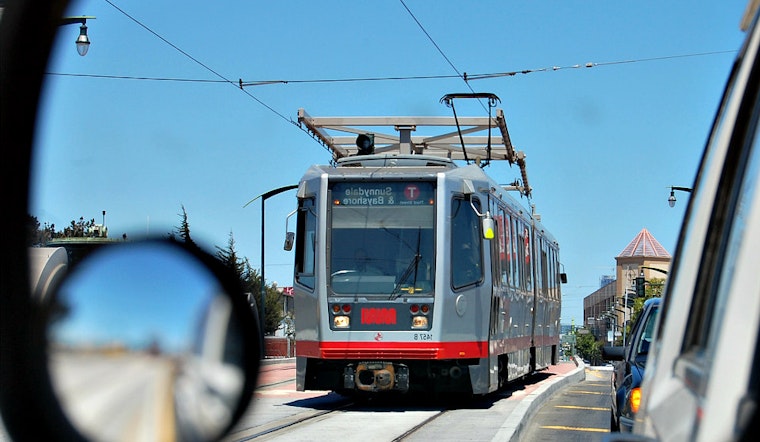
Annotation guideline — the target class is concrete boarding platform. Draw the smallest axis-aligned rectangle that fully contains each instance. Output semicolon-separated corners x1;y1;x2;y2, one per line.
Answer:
254;357;587;441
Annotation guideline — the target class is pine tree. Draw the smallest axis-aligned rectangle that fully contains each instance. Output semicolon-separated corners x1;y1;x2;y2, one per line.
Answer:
164;205;285;335
242;258;262;301
170;205;200;250
216;232;285;335
263;285;286;336
216;232;246;287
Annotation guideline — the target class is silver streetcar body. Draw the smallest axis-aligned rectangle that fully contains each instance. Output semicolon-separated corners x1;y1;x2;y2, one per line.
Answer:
289;108;562;395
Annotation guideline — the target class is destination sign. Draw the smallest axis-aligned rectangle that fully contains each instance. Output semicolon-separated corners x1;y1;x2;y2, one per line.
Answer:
332;182;434;207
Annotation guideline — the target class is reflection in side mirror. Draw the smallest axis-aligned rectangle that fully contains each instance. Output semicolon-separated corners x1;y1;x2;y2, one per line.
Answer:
45;240;260;442
284;231;295;251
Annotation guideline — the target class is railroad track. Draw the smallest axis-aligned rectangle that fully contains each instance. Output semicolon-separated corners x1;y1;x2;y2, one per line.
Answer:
224;395;453;441
225;401;355;441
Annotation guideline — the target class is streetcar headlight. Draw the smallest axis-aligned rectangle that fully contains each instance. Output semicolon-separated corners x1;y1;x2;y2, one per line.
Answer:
411;316;428;329
334;316;350;328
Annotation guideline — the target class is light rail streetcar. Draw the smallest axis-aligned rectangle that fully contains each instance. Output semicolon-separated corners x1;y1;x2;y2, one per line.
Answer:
285;95;565;396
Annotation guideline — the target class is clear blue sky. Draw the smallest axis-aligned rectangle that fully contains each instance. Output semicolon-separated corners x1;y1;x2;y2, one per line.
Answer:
51;242;219;352
32;0;750;324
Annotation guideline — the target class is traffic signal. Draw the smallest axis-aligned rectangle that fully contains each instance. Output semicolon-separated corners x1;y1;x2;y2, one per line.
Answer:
635;276;646;297
356;133;375;155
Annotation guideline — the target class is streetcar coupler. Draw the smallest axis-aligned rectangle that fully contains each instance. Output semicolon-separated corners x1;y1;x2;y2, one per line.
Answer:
345;362;409;393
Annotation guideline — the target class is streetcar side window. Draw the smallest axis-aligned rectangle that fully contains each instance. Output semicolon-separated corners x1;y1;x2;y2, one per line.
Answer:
451;196;483;289
495;206;511;288
549;247;558;300
295;197;316;289
515;220;533;291
490;212;501;287
512;218;522;290
511;217;521;290
539;238;549;298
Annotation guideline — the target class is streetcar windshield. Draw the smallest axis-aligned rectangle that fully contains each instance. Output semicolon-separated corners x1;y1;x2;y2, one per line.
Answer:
329;182;435;296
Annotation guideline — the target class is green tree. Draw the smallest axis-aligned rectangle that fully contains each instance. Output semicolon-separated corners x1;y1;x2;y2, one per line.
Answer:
241;258;285;336
575;331;603;365
242;258;263;300
60;216;95;238
26;215;50;246
240;258;262;325
216;232;246;282
625;277;665;338
169;204;199;250
27;214;105;245
263;285;286;336
215;230;285;336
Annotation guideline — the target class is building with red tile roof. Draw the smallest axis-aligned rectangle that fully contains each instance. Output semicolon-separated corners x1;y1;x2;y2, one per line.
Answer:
583;228;670;344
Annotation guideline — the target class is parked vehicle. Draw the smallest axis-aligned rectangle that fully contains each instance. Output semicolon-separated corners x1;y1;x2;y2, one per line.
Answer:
608;1;760;440
603;297;660;432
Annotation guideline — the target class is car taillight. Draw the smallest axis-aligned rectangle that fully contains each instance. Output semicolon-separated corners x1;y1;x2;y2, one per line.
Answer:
630;387;642;414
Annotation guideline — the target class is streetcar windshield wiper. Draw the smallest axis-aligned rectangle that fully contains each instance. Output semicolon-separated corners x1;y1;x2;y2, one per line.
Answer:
390;228;422;300
389;254;421;300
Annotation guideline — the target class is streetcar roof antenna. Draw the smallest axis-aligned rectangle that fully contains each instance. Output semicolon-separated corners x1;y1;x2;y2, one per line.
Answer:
297;104;532;198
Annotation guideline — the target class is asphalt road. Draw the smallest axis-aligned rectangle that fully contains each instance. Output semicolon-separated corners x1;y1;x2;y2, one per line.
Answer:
0;358;594;441
521;366;614;441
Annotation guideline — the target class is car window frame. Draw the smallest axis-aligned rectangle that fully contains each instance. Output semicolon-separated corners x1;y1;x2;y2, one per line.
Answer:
670;7;760;398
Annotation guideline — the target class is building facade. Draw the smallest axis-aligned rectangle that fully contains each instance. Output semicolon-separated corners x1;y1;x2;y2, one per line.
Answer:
583;228;671;344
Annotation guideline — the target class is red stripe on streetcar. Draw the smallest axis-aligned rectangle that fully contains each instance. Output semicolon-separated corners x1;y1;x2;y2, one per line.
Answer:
296;340;489;360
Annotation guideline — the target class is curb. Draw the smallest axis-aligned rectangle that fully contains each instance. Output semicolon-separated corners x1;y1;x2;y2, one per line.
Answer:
491;359;587;442
260;357;296;366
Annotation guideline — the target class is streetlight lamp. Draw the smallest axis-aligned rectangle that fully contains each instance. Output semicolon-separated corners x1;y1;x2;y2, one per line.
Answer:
244;184;298;340
668;185;692;208
614;307;628;344
602;312;618;345
60;16;95;56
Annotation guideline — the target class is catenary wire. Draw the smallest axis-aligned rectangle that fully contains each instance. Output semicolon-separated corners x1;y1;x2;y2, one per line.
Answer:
74;2;736;139
102;0;294;126
49;50;736;87
397;0;483;112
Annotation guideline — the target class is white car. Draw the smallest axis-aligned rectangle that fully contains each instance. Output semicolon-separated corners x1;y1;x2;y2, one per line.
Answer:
611;1;760;441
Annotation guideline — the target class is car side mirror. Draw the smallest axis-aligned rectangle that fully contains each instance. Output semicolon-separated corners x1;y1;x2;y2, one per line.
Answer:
602;345;625;361
43;239;261;441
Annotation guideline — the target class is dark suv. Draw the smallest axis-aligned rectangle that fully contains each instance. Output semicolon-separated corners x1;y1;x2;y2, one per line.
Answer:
602;297;660;432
